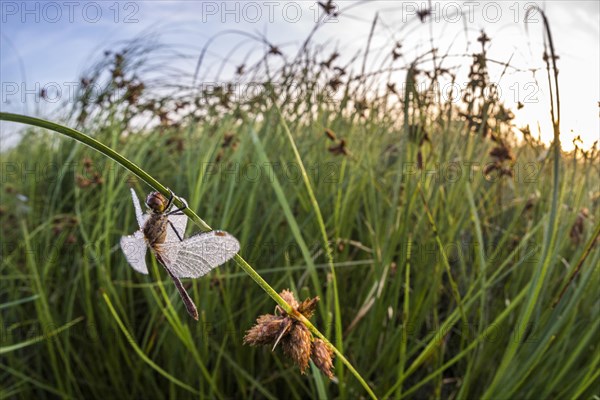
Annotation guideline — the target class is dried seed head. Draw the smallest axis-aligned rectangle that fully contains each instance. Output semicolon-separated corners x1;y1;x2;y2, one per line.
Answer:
490;145;514;162
280;289;299;310
298;297;319;319
324;128;337;141
311;339;335;379
283;323;312;373
477;30;491;45
222;132;235;148
329;77;342;90
483;163;499;176
82;157;93;170
500;167;514;177
525;197;536;211
75;174;92;188
328;139;349;156
570;208;588;245
244;314;292;346
244;290;331;379
93;172;104;185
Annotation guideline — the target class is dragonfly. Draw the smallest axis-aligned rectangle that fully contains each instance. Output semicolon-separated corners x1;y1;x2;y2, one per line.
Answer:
120;188;240;320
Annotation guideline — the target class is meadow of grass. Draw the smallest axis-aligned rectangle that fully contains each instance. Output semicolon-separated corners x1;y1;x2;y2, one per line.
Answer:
1;10;599;400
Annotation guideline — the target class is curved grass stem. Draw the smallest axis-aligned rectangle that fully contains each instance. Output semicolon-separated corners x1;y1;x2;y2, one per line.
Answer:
0;111;378;400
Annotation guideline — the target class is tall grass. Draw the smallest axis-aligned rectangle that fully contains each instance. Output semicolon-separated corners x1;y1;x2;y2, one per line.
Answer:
1;8;599;399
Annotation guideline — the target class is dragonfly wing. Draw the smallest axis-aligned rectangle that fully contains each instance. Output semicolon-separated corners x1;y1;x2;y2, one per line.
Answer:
120;230;149;274
161;231;240;278
165;197;188;243
130;188;148;228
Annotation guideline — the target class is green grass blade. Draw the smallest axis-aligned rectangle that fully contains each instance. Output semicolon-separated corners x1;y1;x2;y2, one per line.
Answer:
0;317;83;355
102;292;200;395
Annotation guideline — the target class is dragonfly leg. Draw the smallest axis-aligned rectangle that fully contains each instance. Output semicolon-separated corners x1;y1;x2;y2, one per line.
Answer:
166;188;188;215
164;188;175;210
168;220;184;242
164;188;187;241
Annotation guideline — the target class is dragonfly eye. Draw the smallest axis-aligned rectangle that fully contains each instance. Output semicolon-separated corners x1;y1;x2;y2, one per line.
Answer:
145;191;168;213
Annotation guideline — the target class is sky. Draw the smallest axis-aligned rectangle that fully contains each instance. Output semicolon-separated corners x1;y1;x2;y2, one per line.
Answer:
1;1;599;151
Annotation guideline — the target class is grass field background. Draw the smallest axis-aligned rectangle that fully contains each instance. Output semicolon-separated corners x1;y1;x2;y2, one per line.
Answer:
1;8;599;400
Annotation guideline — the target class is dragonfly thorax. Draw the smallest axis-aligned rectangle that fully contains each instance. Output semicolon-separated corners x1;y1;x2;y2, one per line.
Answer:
143;213;169;247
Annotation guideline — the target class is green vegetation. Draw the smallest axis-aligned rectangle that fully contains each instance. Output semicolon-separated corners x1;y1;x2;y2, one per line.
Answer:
1;10;598;400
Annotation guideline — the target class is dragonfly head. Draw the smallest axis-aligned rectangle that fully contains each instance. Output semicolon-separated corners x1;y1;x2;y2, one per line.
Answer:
145;191;168;213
